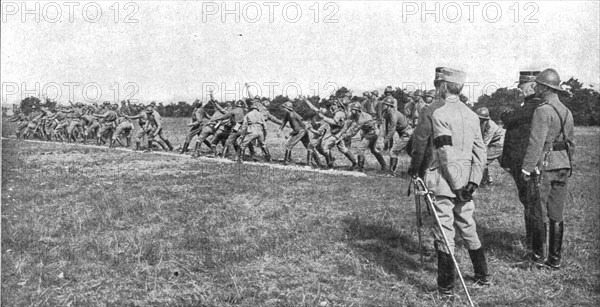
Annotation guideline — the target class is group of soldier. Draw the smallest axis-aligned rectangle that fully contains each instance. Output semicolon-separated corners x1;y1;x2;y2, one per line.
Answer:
407;67;574;299
10;100;174;152
9;67;575;299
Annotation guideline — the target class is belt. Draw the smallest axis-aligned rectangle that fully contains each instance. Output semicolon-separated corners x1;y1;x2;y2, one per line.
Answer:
552;141;569;151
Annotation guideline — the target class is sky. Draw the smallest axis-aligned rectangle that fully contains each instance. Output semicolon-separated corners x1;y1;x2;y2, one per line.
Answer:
1;0;599;104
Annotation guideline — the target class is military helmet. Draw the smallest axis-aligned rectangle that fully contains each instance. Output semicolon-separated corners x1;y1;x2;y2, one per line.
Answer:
384;86;394;94
406;92;415;98
425;90;436;98
362;91;371;97
329;95;338;101
145;106;154;113
112;103;119;110
414;89;424;97
282;101;293;111
250;103;259;110
382;96;395;107
475;107;490;120
371;90;379;97
235;100;245;107
103;101;111;106
350;102;362;111
535;68;563;91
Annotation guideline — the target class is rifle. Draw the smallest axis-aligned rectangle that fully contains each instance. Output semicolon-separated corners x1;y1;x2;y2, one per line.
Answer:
412;177;474;307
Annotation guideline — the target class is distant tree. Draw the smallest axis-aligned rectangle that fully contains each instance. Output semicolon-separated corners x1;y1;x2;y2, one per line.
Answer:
562;77;583;92
335;87;351;98
19;96;41;114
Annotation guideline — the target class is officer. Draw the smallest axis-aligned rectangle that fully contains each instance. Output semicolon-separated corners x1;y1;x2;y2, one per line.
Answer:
500;71;542;253
278;101;312;166
521;68;574;270
409;67;490;296
381;96;412;175
337;102;386;172
476;107;505;185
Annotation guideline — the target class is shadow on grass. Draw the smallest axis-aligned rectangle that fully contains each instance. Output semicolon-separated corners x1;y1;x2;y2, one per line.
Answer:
477;224;524;262
342;215;437;293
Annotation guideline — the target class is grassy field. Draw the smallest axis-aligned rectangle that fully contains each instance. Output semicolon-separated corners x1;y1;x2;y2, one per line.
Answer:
1;117;599;306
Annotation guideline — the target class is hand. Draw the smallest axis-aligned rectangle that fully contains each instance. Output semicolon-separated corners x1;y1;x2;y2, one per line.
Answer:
454;188;473;203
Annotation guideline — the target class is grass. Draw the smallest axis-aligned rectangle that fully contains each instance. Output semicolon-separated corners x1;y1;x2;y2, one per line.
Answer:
1;117;599;306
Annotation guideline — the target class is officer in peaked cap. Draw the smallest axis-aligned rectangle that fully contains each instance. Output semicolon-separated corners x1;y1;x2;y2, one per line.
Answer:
409;67;490;296
521;68;574;270
501;70;542;259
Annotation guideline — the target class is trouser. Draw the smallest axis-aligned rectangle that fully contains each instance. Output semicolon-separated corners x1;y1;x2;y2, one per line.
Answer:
388;127;412;158
531;168;570;223
431;196;482;254
211;126;231;147
357;131;381;157
113;122;133;140
285;129;310;150
185;124;203;143
322;134;350;154
196;125;216;149
85;122;100;138
240;126;265;147
97;122;115;139
67;119;83;136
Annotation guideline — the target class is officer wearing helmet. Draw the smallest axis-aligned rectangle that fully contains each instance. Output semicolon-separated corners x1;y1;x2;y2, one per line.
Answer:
521;68;574;270
475;107;505;186
500;71;543;255
409;67;490;296
336;102;386;172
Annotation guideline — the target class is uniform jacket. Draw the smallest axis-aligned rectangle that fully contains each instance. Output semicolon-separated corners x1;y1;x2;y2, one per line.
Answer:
383;108;410;143
410;95;486;198
481;119;504;147
255;103;282;125
405;98;427;126
522;93;574;172
281;111;306;135
500;96;540;169
339;112;378;139
241;109;266;134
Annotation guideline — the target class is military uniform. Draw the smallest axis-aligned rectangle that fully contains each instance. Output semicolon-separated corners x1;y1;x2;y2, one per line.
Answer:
338;106;386;171
476;107;505;185
280;103;311;165
381;102;412;173
238;106;271;161
409;67;489;295
181;103;212;153
145;109;171;151
522;68;574;269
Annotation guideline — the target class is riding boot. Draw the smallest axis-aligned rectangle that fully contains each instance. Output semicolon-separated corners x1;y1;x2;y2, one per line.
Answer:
262;147;271;162
437;249;456;296
390;157;399;173
343;151;357;170
468;248;491;286
373;151;388;171
357;155;365;172
524;214;533;251
312;151;323;168
545;220;564;270
165;139;174;151
528;220;547;267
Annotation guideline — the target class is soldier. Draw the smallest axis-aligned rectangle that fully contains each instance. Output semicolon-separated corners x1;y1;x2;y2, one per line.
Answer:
80;111;100;144
408;67;490;296
277;101;313;166
125;104;151;150
10;109;29;140
237;104;271;162
144;105;172;152
303;96;357;169
111;108;135;148
94;103;118;145
180;100;212;154
208;101;240;157
360;91;377;117
192;99;226;157
405;89;427;127
21;105;45;139
219;100;247;159
500;71;542;253
476;107;505;186
375;86;398;123
336;102;386;172
521;68;574;270
66;102;85;143
381;96;412;175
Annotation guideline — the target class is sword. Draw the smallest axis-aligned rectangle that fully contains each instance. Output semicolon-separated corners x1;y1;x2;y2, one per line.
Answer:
413;177;474;307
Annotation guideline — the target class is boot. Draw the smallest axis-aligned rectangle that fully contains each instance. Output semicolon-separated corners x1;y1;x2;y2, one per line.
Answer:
524;214;533;252
390;157;399;174
236;146;245;162
126;137;131;148
374;152;388;171
248;143;257;160
343;151;357;170
527;220;547;267
262;147;271;162
357;156;365;172
210;144;218;158
324;151;333;169
545;220;564;270
312;151;323;168
306;151;312;166
221;145;229;159
468;248;490;286
437;250;456;296
180;142;189;154
283;149;292;165
145;141;153;152
165;139;174;151
109;139;116;149
481;167;490;186
135;141;141;151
